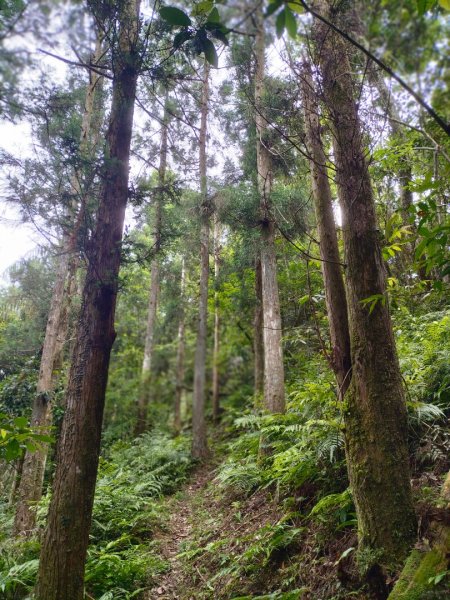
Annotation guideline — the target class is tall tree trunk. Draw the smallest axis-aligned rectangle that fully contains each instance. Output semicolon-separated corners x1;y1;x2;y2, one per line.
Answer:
35;3;140;598
342;2;414;226
212;216;221;423
312;0;416;577
254;5;285;413
173;258;186;434
300;58;351;397
135;95;169;435
253;255;264;401
13;37;104;537
192;62;210;459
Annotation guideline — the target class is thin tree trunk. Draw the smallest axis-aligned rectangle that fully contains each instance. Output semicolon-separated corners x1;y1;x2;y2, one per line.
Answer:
254;5;285;413
312;0;416;578
173;258;186;434
300;58;351;397
253;255;264;400
8;453;24;506
192;62;210;459
135;95;169;435
35;3;140;598
212;216;221;423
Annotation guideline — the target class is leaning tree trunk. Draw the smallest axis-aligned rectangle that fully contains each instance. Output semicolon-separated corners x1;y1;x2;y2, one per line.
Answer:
135;94;169;435
254;4;285;413
192;62;210;459
173;257;186;434
13;36;104;538
342;1;414;226
312;0;416;578
35;2;140;598
212;216;221;423
300;57;351;397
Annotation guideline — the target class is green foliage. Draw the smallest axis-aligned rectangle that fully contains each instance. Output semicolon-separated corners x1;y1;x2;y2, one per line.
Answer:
0;432;193;599
215;358;347;502
0;412;52;461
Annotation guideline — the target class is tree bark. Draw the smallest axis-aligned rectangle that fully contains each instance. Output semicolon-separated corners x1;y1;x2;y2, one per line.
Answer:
192;62;210;459
341;2;414;226
173;258;186;434
254;4;285;413
388;471;450;600
212;216;221;423
311;0;416;576
35;2;140;598
13;36;104;538
300;57;351;398
135;94;169;436
253;255;264;401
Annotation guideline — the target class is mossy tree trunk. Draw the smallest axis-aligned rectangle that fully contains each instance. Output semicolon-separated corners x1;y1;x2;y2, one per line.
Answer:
35;2;141;598
312;0;416;576
388;471;450;600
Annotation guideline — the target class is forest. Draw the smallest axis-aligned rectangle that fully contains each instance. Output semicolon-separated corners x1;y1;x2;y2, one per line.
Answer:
0;0;449;599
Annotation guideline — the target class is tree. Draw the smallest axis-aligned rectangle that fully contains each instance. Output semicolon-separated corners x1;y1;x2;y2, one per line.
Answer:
192;61;211;459
13;34;104;538
212;215;222;423
299;56;351;398
35;1;141;597
135;93;170;436
173;256;186;433
311;0;416;583
254;3;285;413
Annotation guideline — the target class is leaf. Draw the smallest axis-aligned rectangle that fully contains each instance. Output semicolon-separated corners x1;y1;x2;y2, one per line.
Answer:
5;438;20;461
288;2;305;14
207;7;221;23
417;0;428;15
203;38;218;67
210;28;229;46
14;416;28;429
439;0;450;9
159;7;192;27
173;29;192;49
276;8;286;38
25;440;37;453
265;0;283;17
284;6;297;38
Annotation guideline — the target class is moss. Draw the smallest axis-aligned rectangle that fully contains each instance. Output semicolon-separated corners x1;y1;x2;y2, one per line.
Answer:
388;533;449;600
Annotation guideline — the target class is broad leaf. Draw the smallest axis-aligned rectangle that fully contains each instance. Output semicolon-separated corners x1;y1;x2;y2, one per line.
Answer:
288;2;305;14
203;38;218;67
265;0;283;17
276;8;286;38
207;7;221;23
284;7;297;38
173;29;192;49
160;7;192;27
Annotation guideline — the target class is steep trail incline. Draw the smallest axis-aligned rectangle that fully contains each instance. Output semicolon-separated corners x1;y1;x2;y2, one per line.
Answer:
146;460;218;599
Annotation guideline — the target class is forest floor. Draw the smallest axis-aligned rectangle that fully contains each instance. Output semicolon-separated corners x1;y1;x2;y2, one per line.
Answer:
144;446;364;600
145;459;217;599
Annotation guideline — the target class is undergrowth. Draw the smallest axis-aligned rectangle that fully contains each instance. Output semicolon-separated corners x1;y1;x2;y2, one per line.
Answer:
0;432;193;599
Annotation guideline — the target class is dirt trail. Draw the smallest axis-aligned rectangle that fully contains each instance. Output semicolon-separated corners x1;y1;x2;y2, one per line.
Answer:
145;460;216;600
